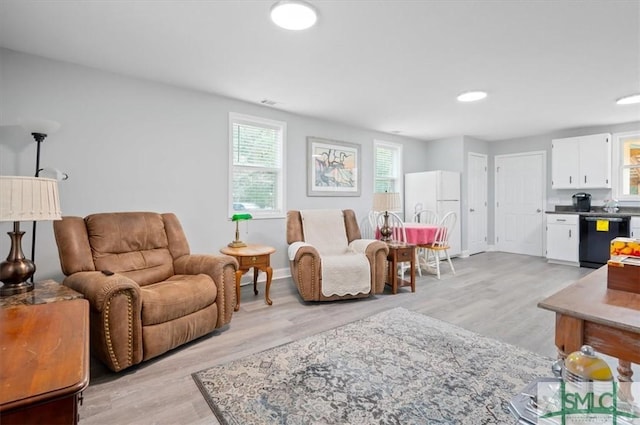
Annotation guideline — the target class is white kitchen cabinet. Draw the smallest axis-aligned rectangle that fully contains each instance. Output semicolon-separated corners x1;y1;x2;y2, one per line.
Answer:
631;217;640;238
546;214;579;265
551;133;611;189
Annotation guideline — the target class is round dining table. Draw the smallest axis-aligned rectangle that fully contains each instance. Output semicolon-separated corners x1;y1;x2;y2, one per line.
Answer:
403;223;439;245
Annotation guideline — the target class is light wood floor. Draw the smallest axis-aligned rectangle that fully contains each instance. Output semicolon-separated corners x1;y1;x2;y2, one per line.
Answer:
79;252;597;424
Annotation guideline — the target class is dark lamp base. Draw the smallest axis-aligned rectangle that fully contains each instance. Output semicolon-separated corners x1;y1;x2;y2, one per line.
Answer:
1;223;37;297
0;280;34;296
380;211;392;242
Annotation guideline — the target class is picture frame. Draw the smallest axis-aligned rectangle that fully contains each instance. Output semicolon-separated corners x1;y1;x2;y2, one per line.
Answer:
307;136;361;197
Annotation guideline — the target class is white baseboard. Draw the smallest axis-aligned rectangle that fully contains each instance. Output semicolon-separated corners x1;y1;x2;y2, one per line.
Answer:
546;259;580;267
239;267;291;285
460;245;496;257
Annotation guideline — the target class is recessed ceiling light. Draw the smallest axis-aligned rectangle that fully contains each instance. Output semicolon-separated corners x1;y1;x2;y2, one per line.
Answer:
457;91;488;102
270;0;317;30
616;93;640;105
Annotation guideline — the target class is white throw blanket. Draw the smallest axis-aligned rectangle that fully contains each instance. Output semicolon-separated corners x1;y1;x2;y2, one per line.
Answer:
300;209;371;297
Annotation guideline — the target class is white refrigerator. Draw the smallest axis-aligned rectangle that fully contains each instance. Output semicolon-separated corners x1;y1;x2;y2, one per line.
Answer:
404;170;461;257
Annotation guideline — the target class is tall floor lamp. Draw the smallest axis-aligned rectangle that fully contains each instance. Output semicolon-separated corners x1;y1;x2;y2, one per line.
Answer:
19;119;61;283
0;176;62;296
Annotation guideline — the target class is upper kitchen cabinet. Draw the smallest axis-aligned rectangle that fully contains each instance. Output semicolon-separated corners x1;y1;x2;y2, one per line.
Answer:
551;133;611;189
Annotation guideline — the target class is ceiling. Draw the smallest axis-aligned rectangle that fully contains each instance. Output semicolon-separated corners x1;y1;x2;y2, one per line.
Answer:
1;0;639;142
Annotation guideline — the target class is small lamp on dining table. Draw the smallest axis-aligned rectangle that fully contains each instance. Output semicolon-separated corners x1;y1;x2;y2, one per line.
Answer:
372;191;402;242
228;213;252;248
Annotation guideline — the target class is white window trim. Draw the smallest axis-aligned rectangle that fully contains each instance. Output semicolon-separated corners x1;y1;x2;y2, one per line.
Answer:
612;130;640;202
373;139;404;208
228;112;287;219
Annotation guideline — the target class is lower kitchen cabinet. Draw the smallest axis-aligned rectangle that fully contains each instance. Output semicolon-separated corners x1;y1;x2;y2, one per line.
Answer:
546;214;579;265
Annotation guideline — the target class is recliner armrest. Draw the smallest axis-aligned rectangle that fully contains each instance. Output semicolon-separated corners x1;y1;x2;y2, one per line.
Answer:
349;239;387;255
173;254;238;277
288;241;317;261
64;271;141;313
173;254;238;326
63;271;143;372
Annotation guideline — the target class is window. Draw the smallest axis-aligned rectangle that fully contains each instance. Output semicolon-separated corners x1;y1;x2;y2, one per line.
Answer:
229;113;286;218
613;131;640;200
374;140;403;193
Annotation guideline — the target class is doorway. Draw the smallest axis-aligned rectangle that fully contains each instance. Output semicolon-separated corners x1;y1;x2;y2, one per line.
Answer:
467;152;488;255
495;151;546;256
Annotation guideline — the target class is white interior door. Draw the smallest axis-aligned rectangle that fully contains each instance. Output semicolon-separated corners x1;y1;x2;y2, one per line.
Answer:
495;151;546;256
467;152;488;255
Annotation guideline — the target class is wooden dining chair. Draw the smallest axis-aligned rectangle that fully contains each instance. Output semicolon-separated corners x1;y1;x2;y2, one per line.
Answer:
376;211;407;243
368;210;380;234
359;214;375;239
413;209;439;225
423;211;457;279
413;210;439;276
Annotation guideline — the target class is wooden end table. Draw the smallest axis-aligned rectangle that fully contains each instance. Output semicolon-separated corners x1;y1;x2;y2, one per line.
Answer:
220;244;276;311
0;299;90;424
385;242;416;294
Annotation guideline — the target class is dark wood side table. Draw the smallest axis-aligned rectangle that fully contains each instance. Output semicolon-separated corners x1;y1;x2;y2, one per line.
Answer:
0;299;90;424
386;242;416;294
220;244;276;311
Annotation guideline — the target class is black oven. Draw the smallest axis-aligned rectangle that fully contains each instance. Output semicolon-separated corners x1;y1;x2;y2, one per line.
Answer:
579;215;630;268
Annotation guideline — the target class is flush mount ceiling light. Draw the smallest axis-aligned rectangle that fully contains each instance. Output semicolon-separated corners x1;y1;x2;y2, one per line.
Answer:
270;0;317;30
616;93;640;105
457;91;488;102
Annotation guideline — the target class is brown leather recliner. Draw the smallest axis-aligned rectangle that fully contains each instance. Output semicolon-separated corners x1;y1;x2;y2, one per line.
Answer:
286;209;389;302
53;212;237;372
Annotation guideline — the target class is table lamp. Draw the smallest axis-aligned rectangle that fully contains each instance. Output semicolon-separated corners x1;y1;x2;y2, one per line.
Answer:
0;176;62;296
372;192;401;242
228;213;252;248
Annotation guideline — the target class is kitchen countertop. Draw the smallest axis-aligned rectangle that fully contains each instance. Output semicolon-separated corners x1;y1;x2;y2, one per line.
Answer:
546;205;640;217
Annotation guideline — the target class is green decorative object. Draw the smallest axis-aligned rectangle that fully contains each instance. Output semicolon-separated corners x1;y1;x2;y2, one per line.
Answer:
229;213;253;248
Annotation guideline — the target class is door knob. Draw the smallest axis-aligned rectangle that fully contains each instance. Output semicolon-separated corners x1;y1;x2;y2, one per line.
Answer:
470;208;475;212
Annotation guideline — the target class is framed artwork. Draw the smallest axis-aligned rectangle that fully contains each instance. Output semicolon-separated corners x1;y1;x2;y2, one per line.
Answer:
307;137;361;197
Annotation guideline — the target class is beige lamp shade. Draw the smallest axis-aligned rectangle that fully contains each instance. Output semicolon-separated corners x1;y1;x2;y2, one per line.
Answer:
372;192;401;213
0;176;62;222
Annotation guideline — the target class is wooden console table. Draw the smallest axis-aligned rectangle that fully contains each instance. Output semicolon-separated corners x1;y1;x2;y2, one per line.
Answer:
0;299;90;424
538;266;640;383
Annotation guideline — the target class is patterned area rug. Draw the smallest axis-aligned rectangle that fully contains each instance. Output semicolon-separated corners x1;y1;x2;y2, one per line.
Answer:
192;307;551;424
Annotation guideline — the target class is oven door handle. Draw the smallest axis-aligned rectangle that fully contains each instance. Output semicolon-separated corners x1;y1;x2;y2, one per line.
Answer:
584;217;625;222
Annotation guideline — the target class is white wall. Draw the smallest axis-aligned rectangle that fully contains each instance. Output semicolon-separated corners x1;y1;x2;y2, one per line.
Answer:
421;136;465;173
0;48;430;281
5;48;636;279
